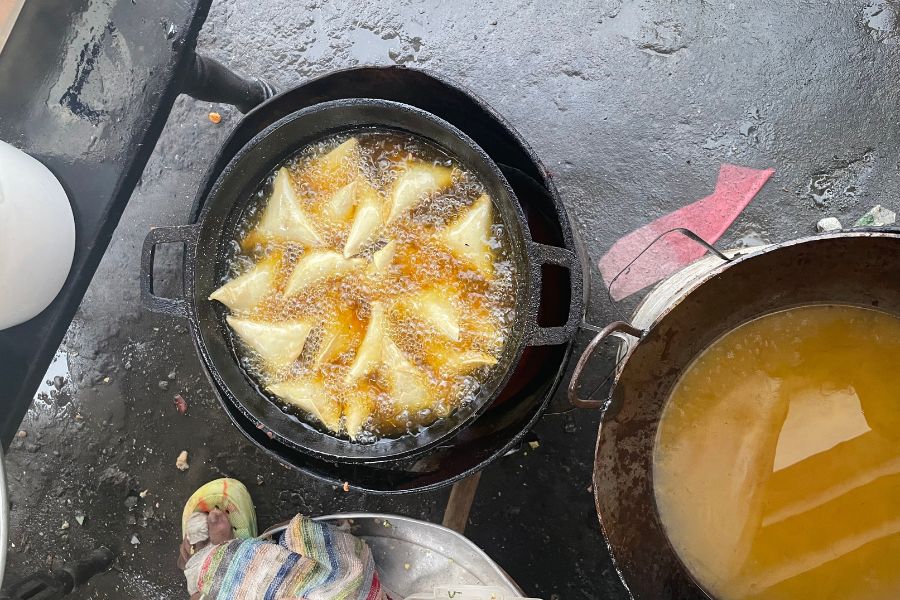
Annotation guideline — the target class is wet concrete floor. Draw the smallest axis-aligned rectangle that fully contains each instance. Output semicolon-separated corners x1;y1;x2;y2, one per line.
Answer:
5;0;900;598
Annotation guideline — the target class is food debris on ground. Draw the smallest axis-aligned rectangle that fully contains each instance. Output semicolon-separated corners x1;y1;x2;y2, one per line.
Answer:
528;440;540;449
75;515;85;526
60;521;69;530
342;481;350;492
139;489;149;498
130;534;140;546
176;450;190;471
816;216;842;233
168;370;176;380
854;205;896;227
403;563;411;570
103;376;110;384
15;430;26;439
208;111;222;124
174;394;187;414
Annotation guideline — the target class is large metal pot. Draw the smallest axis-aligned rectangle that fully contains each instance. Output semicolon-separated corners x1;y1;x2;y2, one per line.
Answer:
140;98;581;464
567;231;900;599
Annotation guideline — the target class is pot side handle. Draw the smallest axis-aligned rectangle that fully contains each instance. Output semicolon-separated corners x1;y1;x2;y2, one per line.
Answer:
567;321;643;410
140;225;199;319
525;242;584;346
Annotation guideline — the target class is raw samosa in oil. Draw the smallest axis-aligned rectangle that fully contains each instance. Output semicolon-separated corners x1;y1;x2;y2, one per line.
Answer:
384;337;432;412
442;193;494;275
395;287;461;342
226;317;312;367
345;302;386;384
343;182;383;258
208;255;277;312
385;163;454;224
283;250;363;297
255;168;323;246
268;379;341;432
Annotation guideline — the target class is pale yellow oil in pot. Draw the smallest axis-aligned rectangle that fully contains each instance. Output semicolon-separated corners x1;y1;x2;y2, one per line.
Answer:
654;304;900;600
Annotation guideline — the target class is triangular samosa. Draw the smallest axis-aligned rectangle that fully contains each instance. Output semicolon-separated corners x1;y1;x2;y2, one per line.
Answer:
301;137;361;197
255;168;323;246
283;250;363;297
428;342;498;376
313;320;354;366
343;384;376;440
343;183;383;258
367;240;397;276
383;337;432;411
344;301;386;384
324;181;358;224
441;193;494;275
226;317;312;367
397;287;460;342
385;163;454;225
268;379;341;432
208;256;277;313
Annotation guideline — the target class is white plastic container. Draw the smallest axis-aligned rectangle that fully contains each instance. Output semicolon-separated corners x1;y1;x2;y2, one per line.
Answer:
0;140;75;330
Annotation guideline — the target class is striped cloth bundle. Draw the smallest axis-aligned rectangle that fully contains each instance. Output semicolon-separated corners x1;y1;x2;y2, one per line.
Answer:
192;515;387;599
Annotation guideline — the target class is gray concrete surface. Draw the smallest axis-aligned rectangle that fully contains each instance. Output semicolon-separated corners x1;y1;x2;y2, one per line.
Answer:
5;0;900;598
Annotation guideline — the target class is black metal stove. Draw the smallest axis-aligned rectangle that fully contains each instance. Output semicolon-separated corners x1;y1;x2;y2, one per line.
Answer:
185;66;587;493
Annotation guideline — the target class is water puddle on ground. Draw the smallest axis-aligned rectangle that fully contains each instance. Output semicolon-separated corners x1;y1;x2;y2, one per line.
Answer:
344;27;400;61
863;0;899;44
32;350;73;409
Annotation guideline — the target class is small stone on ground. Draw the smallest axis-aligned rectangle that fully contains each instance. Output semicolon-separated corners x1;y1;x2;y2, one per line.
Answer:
816;217;842;232
176;450;189;471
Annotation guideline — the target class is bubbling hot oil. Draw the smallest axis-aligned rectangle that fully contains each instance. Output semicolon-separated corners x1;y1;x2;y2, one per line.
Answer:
654;304;900;600
223;131;517;440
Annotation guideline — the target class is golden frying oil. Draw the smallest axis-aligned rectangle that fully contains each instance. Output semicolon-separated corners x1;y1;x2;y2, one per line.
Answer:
224;131;517;440
654;304;900;600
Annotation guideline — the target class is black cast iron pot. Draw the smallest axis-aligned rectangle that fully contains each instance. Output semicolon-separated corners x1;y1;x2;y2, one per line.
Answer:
140;98;580;464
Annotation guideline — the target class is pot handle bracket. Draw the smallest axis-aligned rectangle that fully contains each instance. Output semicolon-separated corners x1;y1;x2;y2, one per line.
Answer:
526;242;584;346
140;225;200;319
605;227;734;310
566;321;644;410
181;54;277;114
